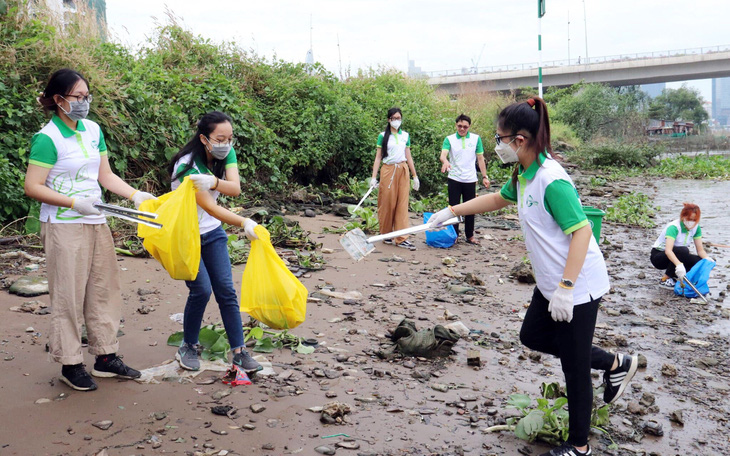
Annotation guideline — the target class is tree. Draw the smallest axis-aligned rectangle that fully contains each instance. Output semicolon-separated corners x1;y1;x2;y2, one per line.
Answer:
648;85;708;125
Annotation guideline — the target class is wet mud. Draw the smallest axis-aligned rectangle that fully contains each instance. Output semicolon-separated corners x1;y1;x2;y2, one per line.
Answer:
0;174;728;455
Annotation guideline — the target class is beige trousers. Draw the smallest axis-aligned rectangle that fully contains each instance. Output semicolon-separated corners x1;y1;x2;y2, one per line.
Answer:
377;162;411;244
41;222;121;365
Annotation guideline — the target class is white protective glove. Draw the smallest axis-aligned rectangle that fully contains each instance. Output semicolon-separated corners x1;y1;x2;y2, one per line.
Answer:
243;218;259;241
412;176;420;192
675;263;687;281
369;177;378;189
548;285;574;323
189;174;217;191
131;191;156;209
428;207;454;231
72;196;101;216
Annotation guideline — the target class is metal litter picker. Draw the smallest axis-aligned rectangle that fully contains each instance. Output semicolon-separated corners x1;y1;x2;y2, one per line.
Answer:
679;277;708;304
94;203;162;229
349;185;376;218
339;216;462;261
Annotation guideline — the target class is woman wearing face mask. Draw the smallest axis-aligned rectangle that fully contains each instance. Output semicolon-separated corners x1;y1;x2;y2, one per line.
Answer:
650;203;713;287
24;68;156;391
370;107;420;250
167;111;262;376
428;98;638;456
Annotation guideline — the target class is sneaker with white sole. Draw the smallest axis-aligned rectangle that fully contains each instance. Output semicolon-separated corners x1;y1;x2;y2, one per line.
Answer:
233;350;263;374
540;443;591;456
660;276;676;288
396;240;416;250
92;354;141;379
60;364;98;391
383;239;394;245
603;353;638;404
176;343;200;371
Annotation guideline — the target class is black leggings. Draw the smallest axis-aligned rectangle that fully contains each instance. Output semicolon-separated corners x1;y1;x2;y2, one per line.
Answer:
650;246;701;278
447;178;477;238
519;288;615;447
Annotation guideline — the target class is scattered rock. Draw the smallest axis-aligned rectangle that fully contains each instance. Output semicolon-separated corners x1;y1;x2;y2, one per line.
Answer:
304;209;316;218
35;398;51;404
250;404;266;414
154;412;167;420
320;401;351;424
510;262;535;284
661;364;678;377
315;445;336;455
137;305;155;314
643;420;664;436
92;420;113;430
9;276;49;297
669;409;684;426
336;440;361;449
10;300;50;315
212;389;232;401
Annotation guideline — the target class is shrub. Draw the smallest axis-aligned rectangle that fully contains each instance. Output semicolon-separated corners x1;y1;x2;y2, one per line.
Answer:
570;140;664;168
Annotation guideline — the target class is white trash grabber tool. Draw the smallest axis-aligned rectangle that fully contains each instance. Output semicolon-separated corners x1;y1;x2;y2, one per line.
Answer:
349;185;376;218
339;216;462;261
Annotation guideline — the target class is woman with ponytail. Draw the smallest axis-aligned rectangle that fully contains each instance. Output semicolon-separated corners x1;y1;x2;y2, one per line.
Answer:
428;98;638;456
370;107;420;250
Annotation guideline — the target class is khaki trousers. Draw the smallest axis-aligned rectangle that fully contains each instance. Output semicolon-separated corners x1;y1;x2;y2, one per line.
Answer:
377;162;411;244
41;222;121;365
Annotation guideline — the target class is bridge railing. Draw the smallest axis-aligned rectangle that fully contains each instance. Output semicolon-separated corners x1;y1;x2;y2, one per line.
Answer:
420;44;730;78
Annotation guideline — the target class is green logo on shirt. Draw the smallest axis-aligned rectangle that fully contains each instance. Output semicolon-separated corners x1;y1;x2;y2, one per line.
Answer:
526;194;539;207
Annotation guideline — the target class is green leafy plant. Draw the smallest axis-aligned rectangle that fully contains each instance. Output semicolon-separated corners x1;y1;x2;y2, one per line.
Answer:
243;326;314;354
227;233;250;265
484;382;612;447
605;192;657;228
343;206;379;233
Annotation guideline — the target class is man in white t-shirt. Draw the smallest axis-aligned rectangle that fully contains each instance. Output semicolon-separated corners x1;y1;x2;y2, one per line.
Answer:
439;114;490;244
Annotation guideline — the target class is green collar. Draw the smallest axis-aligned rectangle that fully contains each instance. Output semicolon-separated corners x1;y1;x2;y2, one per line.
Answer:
51;114;85;138
680;221;689;233
193;155;211;174
456;131;471;140
518;152;547;180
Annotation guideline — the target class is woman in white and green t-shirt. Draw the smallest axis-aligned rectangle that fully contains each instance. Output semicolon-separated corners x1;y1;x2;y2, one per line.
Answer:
24;68;156;391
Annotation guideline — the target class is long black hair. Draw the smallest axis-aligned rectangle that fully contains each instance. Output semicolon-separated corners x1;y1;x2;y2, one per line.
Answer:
498;97;552;191
168;111;232;182
38;68;89;114
380;107;402;159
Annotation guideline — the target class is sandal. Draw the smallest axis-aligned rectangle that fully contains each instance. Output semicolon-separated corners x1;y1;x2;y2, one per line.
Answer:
466;237;480;245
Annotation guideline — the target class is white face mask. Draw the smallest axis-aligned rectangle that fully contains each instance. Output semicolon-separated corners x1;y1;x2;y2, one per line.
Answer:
494;140;520;164
390;119;402;130
683;220;697;230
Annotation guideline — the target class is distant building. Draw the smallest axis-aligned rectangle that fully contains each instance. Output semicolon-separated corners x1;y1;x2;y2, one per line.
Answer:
38;0;106;27
408;60;424;78
712;77;730;127
646;119;694;136
641;83;665;98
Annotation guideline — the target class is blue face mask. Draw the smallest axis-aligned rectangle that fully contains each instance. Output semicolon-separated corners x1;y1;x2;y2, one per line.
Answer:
59;97;90;121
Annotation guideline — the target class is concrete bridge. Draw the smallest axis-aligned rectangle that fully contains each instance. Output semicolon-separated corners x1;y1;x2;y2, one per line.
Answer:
426;45;730;95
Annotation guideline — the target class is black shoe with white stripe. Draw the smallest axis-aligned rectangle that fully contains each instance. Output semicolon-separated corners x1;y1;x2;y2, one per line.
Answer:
603;353;638;404
539;443;592;456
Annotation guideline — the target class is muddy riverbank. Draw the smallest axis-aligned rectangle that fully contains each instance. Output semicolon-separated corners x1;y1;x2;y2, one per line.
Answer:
0;173;728;456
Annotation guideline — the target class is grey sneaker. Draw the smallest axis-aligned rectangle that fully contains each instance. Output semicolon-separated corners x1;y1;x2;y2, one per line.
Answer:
176;343;200;371
232;350;263;374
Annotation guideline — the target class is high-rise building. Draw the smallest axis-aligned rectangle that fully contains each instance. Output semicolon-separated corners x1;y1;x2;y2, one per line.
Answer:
712;77;730;127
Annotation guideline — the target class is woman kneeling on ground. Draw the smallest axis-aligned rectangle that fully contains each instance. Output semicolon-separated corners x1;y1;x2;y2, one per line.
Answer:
650;202;713;287
428;97;638;456
167;111;261;375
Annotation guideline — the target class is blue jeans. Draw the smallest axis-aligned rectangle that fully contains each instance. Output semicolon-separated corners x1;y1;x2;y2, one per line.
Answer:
183;226;244;350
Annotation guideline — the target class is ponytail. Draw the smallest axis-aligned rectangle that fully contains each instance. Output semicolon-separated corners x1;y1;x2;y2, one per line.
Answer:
380;107;402;159
498;96;552;191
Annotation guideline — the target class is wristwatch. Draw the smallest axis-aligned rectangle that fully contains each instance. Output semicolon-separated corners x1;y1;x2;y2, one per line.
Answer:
560;278;575;288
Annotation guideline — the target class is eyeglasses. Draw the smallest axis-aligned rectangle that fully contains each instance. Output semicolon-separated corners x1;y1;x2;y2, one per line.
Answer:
494;133;518;145
62;94;93;103
389;117;402;121
456;124;470;130
206;136;236;147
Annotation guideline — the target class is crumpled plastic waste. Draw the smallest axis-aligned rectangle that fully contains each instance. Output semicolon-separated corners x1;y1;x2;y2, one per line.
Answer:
222;365;252;386
378;319;460;359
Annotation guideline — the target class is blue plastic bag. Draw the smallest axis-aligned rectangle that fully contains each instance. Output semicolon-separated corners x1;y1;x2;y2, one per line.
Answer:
423;212;457;248
674;259;715;298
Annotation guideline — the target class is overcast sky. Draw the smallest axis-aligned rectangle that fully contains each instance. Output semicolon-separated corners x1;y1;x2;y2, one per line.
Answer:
106;0;730;101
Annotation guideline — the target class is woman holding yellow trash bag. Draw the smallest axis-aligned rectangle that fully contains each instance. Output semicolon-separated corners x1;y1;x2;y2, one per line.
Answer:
167;111;261;375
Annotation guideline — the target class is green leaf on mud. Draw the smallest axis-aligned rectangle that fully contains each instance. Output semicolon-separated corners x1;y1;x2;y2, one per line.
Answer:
253;337;276;353
245;326;264;341
294;342;315;354
507;393;532;410
515;410;544;441
167;331;184;347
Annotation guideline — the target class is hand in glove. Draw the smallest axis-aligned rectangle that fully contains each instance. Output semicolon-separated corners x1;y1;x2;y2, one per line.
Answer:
675;263;687;281
428;207;454;230
369;177;378;189
242;218;259;241
412;176;420;192
72;196;101;216
190;174;217;191
131;191;157;209
548;285;574;323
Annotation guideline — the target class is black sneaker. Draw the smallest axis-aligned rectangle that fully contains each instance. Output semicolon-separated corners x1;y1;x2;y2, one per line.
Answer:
540;442;592;456
92;354;141;379
383;239;394;245
396;240;416;250
603;353;638;404
60;364;98;391
232;350;263;374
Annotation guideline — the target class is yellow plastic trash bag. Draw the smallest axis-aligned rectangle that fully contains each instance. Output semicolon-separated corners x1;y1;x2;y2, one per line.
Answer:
240;225;308;329
137;177;200;281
